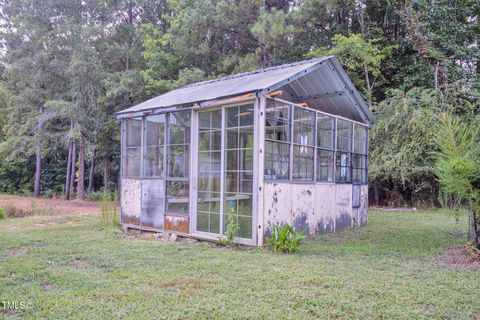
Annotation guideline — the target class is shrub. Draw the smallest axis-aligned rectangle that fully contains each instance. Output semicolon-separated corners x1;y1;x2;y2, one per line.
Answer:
267;224;305;254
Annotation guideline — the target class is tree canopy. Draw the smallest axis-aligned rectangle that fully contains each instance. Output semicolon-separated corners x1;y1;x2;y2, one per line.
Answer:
0;0;478;205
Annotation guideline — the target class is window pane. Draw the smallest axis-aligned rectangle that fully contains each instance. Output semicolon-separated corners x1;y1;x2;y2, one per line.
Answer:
125;118;142;147
336;152;352;183
264;141;290;180
169;111;191;145
317;115;334;149
224;108;254;239
168;111;191;178
166;181;189;215
146;115;165;146
265;99;291;142
354;125;368;154
317;149;334;182
336;119;352;152
145;115;166;177
145;146;164;177
239;105;254;126
293;107;315;146
353;154;368;184
292;146;314;181
168;145;189;177
123;147;141;177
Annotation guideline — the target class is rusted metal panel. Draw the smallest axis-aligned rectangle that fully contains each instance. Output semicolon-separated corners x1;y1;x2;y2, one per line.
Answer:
263;182;292;238
291;184;316;236
141;179;165;229
335;184;353;231
314;184;336;234
164;215;189;234
120;178;141;225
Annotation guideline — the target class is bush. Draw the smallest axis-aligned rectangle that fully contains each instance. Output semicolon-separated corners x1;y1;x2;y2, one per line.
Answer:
0;207;5;219
267;224;305;254
87;190;118;201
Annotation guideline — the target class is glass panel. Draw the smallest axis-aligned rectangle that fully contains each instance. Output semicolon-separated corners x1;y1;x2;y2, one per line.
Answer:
169;111;191;145
354;125;368;154
168;145;189;177
123;118;142;177
123;147;141;177
145;115;166;177
336;152;352;183
353;154;367;184
336;119;353;152
265;99;291;142
264;141;289;180
239;105;254;126
125;118;142;147
145;146;164;177
146;114;165;146
166;181;189;215
317;115;334;149
223;105;254;239
317;149;334;182
293;107;315;146
292;145;314;181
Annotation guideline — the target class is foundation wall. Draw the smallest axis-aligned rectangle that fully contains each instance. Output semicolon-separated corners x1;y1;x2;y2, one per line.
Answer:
263;182;368;240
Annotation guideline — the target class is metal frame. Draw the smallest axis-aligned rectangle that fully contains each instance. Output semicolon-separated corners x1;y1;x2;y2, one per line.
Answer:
190;101;257;246
119;84;370;244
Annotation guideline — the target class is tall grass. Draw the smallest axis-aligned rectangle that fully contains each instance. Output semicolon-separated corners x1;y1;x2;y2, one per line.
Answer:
100;192;119;228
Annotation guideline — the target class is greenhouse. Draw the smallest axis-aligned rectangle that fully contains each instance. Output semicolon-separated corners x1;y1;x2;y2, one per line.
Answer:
117;56;373;246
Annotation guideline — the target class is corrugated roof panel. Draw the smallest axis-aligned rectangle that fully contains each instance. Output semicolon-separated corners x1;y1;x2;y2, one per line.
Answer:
117;57;329;115
117;55;373;125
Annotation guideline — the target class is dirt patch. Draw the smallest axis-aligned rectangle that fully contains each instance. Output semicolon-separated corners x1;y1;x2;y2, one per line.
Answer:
436;246;480;270
71;258;89;269
0;195;100;216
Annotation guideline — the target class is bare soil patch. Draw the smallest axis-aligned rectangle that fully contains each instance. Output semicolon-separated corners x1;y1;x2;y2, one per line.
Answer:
436;246;480;270
0;194;100;216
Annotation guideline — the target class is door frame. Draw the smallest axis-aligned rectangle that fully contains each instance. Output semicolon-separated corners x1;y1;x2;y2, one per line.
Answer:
190;98;259;246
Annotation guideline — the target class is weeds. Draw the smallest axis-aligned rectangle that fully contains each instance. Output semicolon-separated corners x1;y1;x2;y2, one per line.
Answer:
219;208;240;245
267;224;305;253
100;193;119;228
0;207;5;219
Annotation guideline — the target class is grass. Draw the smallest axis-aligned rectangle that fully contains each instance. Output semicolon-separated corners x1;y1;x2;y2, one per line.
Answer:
0;210;479;319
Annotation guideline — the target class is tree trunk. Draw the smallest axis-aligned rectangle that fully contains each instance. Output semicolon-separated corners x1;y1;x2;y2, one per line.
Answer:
77;136;85;200
104;156;110;193
33;102;45;198
65;142;73;200
70;142;77;196
472;210;479;250
88;148;96;193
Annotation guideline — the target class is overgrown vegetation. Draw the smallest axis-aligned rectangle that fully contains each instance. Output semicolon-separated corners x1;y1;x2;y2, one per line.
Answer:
219;208;240;246
433;113;480;248
100;193;120;229
0;1;477;206
0;210;478;318
267;224;305;253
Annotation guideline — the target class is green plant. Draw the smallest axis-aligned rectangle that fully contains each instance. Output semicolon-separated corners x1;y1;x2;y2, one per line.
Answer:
267;224;305;253
100;193;120;228
219;207;240;245
0;207;5;219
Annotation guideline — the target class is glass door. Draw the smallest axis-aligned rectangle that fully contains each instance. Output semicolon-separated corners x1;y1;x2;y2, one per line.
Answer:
195;105;254;240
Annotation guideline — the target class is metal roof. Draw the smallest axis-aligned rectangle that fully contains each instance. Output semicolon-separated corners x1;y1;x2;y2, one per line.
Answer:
117;56;373;125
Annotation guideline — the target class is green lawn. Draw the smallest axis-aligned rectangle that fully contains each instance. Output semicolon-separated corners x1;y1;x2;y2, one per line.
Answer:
0;210;479;319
